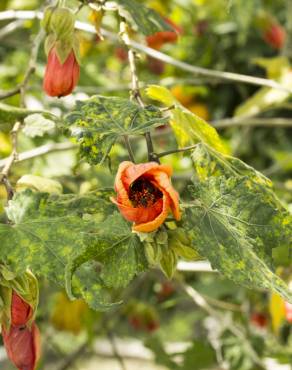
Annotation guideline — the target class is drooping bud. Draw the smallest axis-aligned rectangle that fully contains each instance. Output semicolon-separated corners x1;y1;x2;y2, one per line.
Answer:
2;323;41;370
43;46;80;97
42;6;81;97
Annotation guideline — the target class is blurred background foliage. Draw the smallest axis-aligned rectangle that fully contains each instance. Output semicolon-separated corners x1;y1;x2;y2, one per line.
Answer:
0;0;291;369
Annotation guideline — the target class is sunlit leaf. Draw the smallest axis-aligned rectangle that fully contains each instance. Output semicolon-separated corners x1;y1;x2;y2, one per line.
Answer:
146;85;227;154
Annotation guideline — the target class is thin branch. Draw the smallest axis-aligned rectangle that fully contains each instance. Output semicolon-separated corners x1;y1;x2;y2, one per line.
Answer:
1;11;292;92
0;142;76;170
123;135;135;162
119;19;158;163
0;19;24;40
56;341;89;370
213;117;292;129
107;330;127;370
157;143;198;158
0;27;44;197
180;283;264;367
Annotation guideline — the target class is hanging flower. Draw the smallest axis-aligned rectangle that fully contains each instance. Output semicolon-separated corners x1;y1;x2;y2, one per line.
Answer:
2;323;40;370
146;18;182;50
43;46;80;97
111;161;180;232
11;291;33;327
263;23;286;49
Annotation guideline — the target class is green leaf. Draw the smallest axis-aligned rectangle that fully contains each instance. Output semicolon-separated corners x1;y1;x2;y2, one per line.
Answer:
114;0;173;35
191;143;272;188
65;212;147;304
16;175;63;194
0;189;120;310
183;144;292;302
146;85;227;154
65;95;167;164
144;336;180;370
183;172;292;302
23;113;55;138
182;340;216;370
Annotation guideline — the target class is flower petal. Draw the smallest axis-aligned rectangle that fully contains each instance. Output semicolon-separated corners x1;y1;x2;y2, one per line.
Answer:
133;193;170;232
148;170;180;220
110;197;163;224
114;161;133;206
122;162;160;190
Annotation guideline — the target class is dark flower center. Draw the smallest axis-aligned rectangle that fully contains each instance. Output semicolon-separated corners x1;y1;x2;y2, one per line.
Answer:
129;178;163;208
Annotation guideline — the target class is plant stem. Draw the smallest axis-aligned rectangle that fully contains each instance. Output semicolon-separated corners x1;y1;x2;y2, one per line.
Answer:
119;20;159;163
157;143;198;158
179;282;264;367
2;11;292;93
123;135;135;163
0;26;44;198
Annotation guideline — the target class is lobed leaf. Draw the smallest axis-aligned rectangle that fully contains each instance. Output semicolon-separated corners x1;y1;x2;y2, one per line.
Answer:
65;95;167;164
183;144;292;302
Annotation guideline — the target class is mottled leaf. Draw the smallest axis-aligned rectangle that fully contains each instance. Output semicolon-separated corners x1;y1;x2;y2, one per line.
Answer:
65;212;147;304
0;189;118;310
65;95;167;164
183;175;292;303
146;85;227;154
114;0;173;35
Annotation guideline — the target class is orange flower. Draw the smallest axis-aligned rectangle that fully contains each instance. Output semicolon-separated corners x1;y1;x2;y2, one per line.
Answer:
111;162;180;232
43;46;80;97
263;23;286;49
146;18;182;50
2;322;41;370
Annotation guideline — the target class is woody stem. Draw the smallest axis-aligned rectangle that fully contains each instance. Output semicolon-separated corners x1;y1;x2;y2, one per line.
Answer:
119;19;159;163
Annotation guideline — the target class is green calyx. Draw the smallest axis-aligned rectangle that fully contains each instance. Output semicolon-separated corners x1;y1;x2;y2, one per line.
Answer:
42;6;80;65
0;266;39;329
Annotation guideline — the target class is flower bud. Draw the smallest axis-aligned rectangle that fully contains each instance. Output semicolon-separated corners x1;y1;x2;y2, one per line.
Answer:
2;322;41;370
43;46;80;97
11;292;33;327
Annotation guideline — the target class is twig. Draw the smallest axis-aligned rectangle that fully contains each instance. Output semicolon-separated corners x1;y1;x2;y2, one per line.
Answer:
123;135;135;163
157;143;198;158
180;283;264;367
0;142;76;170
213;117;292;129
0;19;24;40
56;341;88;370
107;330;127;370
119;20;158;163
0;27;45;197
1;11;292;92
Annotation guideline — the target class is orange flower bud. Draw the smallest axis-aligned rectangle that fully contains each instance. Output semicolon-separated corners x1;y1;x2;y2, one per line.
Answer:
263;23;286;49
43;47;80;97
111;161;180;232
146;18;182;50
2;322;41;370
11;292;33;327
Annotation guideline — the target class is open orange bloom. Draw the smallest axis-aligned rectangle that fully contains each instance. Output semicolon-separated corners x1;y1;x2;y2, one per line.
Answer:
111;162;181;232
